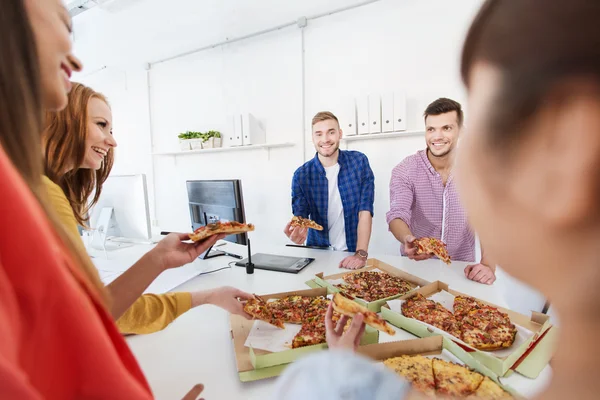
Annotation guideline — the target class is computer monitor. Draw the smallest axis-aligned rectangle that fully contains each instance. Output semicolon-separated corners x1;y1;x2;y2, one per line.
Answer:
186;179;246;258
89;174;152;249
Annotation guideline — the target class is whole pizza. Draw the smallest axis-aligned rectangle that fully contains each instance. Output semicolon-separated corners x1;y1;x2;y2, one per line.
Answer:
402;294;517;350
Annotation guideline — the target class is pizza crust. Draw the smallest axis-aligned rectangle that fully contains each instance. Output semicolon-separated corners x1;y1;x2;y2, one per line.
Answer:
332;293;396;336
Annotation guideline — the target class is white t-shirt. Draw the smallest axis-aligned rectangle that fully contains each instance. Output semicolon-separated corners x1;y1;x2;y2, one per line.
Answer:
325;163;347;251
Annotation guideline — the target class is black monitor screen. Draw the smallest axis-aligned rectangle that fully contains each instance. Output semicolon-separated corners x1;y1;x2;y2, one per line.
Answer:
186;180;247;245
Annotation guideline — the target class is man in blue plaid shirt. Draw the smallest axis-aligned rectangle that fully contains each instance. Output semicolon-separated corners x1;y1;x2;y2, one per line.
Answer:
284;111;375;269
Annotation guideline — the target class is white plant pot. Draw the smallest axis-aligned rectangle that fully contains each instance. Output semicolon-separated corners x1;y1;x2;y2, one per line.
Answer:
189;138;204;150
214;137;222;148
179;139;191;151
203;137;222;149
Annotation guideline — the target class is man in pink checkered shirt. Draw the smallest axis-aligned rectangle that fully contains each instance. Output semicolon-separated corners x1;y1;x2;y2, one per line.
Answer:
386;98;496;284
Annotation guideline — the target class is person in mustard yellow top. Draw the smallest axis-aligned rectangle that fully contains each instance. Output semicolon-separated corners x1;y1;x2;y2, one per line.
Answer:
42;82;253;334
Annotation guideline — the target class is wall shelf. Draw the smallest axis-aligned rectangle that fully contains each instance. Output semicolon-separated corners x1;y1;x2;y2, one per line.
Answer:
152;142;295;156
342;130;424;142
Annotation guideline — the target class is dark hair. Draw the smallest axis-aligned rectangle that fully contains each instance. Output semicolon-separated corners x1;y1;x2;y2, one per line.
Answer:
424;98;464;127
461;0;600;146
312;111;339;127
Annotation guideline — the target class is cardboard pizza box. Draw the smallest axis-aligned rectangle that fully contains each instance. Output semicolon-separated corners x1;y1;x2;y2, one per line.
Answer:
311;258;431;312
380;281;557;378
230;286;379;382
357;336;522;398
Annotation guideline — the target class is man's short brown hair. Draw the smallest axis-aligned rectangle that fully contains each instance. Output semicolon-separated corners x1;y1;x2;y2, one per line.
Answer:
312;111;339;127
424;98;464;127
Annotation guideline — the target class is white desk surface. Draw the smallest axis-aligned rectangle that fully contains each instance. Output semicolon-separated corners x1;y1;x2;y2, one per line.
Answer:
89;241;552;400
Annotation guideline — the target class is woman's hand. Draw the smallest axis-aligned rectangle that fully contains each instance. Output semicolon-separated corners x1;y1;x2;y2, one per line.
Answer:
151;233;226;271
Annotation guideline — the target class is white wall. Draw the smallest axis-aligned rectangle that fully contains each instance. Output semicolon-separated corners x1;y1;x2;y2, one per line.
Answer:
72;0;484;255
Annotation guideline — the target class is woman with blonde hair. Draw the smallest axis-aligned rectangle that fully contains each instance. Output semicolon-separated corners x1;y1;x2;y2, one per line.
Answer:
43;82;252;334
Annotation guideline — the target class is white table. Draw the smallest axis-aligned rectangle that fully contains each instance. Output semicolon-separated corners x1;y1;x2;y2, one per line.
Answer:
91;241;552;400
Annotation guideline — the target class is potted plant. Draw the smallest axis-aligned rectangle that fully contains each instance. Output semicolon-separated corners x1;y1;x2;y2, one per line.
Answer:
187;131;205;150
177;131;195;151
202;130;222;149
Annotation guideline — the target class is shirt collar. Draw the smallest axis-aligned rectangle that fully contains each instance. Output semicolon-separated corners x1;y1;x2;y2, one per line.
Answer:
312;149;346;175
419;149;438;175
419;149;455;183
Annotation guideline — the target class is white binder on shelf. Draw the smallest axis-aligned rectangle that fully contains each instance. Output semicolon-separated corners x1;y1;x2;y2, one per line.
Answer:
227;115;243;147
368;94;381;134
241;113;266;146
356;96;369;135
393;92;407;132
340;100;357;136
381;93;394;133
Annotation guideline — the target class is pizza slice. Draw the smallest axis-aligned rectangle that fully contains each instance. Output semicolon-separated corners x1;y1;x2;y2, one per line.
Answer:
432;358;484;397
383;355;436;396
332;292;396;335
269;295;309;324
414;237;451;264
189;221;255;242
243;296;284;329
460;307;516;350
453;295;487;320
290;215;323;231
291;320;326;349
466;376;513;399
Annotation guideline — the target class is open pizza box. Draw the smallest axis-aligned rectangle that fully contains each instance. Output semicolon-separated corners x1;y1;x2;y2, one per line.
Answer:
380;281;558;378
357;335;523;398
230;287;379;382
308;258;431;312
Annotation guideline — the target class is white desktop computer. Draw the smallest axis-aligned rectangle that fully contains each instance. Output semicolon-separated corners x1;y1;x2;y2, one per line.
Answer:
89;174;152;250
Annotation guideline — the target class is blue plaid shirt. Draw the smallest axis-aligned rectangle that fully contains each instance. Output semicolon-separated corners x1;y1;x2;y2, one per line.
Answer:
291;150;375;252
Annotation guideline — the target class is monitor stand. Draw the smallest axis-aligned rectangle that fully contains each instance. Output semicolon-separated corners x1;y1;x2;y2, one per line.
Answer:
199;245;226;260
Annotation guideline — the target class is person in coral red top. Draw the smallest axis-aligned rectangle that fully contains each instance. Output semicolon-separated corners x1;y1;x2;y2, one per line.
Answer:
0;0;205;399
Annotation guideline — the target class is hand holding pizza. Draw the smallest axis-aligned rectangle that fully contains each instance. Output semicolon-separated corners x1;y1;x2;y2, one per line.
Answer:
324;303;365;352
198;286;254;319
404;235;433;261
152;232;226;271
284;222;308;245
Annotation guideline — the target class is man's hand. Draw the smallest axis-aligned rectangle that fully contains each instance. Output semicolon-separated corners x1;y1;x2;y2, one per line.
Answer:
325;303;366;352
464;263;496;285
194;286;254;319
339;255;366;269
151;233;226;271
404;235;432;261
284;222;308;245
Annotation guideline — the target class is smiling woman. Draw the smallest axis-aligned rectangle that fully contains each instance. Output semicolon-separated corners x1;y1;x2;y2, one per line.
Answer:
43;82;115;225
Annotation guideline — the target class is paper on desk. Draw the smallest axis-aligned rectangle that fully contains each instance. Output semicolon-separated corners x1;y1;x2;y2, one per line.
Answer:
244;321;303;353
387;290;535;358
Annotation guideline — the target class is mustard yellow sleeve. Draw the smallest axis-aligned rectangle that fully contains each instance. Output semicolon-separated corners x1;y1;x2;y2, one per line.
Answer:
116;292;192;335
41;175;80;239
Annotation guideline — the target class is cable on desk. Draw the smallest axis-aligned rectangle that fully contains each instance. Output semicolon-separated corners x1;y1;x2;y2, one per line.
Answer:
197;263;234;276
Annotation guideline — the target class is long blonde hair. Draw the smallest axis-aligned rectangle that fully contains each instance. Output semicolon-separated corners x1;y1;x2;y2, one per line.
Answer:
0;0;107;302
43;83;115;226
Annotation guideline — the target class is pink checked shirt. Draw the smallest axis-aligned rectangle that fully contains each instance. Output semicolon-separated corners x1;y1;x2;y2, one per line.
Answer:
386;150;475;262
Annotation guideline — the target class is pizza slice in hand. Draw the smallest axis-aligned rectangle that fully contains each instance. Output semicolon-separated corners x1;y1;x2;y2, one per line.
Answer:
290;216;323;231
415;237;452;264
332;293;396;335
243;296;284;329
189;221;255;242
